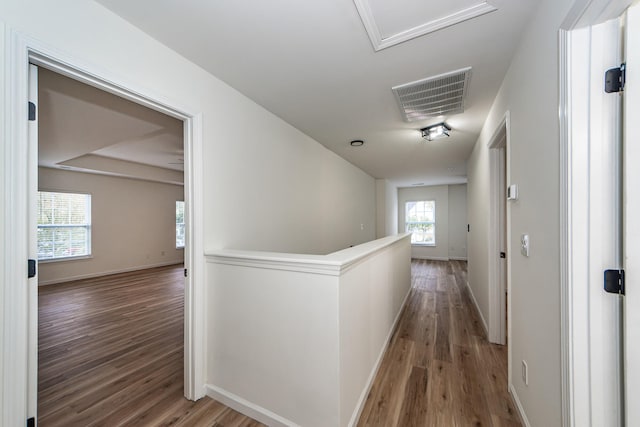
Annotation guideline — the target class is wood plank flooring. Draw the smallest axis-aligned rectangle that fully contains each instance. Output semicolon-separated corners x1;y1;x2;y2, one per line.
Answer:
357;259;522;427
39;260;520;426
38;265;264;427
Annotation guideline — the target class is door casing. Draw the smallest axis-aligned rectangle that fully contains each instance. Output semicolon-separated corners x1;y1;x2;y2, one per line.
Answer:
2;31;206;425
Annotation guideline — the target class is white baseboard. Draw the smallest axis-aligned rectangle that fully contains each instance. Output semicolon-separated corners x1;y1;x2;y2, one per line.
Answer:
347;286;412;426
410;256;467;261
205;384;298;427
37;260;183;286
411;255;450;261
509;384;532;427
466;280;489;336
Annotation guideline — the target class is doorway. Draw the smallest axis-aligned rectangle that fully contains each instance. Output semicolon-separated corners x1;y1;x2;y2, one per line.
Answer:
33;63;187;423
488;114;510;347
2;43;207;424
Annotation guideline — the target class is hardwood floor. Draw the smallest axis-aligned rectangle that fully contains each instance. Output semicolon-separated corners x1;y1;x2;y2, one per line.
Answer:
39;260;519;426
357;259;522;427
38;265;264;427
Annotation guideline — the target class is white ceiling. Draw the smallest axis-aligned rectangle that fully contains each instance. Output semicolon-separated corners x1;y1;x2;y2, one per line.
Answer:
38;67;185;185
86;0;536;187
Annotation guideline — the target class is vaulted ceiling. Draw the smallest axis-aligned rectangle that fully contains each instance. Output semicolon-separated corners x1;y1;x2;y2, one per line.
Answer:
49;0;538;187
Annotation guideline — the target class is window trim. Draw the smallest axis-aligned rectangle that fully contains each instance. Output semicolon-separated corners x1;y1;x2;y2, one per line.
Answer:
405;199;436;246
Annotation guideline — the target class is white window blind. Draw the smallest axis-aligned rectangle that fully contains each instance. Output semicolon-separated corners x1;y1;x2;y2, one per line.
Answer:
176;201;185;248
38;191;91;260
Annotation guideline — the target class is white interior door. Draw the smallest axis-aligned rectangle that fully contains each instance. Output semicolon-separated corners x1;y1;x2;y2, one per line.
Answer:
27;63;39;423
624;3;640;425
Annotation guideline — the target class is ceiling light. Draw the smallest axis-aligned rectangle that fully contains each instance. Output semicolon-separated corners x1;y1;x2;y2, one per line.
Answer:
350;139;364;147
421;123;451;141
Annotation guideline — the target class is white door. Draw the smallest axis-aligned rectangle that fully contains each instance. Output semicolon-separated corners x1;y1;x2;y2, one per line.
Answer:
27;63;39;423
624;3;640;425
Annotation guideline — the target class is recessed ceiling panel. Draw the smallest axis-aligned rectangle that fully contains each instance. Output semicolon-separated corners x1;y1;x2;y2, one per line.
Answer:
354;0;497;51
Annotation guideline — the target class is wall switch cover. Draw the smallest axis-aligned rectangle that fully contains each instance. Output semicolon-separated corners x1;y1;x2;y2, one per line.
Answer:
521;234;530;257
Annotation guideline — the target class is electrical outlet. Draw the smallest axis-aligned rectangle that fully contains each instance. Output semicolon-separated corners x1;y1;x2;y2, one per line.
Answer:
522;360;529;385
360;223;364;230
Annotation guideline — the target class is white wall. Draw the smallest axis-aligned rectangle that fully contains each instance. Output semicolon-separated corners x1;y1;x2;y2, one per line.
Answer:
375;179;398;238
37;168;185;284
466;0;574;424
398;184;467;260
448;184;467;260
0;1;376;424
0;0;375;257
205;235;411;427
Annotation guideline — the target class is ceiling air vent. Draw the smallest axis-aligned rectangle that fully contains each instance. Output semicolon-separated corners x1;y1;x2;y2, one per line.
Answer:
392;67;472;122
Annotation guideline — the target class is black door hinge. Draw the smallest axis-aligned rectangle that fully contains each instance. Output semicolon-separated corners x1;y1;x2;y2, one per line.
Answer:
28;259;36;278
500;252;506;259
27;417;35;427
604;269;625;295
28;102;36;121
605;63;626;93
184;269;188;278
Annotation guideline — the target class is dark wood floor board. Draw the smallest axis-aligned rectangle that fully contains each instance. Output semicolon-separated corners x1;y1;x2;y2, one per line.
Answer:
357;259;522;427
38;265;264;427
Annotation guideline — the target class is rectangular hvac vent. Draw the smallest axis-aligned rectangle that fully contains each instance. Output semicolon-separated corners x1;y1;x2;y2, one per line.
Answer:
392;67;472;122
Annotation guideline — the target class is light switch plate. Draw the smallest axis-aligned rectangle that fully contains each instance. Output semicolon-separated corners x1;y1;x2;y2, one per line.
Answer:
507;184;519;201
521;234;530;257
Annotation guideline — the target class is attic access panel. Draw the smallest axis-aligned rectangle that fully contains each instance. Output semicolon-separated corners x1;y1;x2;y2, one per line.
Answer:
354;0;497;51
392;67;472;122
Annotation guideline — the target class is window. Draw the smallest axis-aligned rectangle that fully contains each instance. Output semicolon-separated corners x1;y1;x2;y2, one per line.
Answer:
176;201;185;248
38;191;91;260
405;200;436;245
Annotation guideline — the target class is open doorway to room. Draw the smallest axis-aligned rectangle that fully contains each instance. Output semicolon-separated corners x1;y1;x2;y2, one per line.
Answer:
34;65;188;424
488;115;509;347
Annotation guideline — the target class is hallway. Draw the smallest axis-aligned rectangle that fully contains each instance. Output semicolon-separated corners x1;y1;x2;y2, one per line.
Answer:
357;259;521;426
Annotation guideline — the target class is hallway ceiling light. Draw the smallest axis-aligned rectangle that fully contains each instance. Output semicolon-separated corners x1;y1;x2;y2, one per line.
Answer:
421;123;451;141
350;139;364;147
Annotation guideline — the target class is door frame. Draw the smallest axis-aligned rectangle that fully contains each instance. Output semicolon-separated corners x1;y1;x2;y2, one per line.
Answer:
2;31;206;425
487;112;510;347
559;0;635;425
623;4;640;425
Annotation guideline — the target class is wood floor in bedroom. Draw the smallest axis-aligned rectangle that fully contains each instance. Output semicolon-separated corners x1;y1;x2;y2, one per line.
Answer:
37;265;264;427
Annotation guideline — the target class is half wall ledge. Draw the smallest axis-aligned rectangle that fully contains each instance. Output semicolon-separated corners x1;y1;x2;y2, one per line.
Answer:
204;233;412;426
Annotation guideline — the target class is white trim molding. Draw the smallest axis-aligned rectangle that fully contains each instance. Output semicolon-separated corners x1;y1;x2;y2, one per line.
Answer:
559;1;635;425
558;27;572;427
486;111;510;346
205;384;297;427
466;281;489;336
509;384;532;427
353;0;497;51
